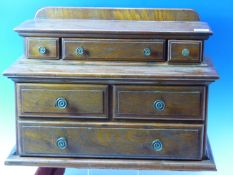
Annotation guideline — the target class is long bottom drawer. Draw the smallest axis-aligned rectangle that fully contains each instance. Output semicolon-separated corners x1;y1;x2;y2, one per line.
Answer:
18;122;204;160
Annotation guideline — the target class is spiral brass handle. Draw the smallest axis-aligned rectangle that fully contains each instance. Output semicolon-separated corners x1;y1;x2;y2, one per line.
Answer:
152;139;163;152
56;137;68;150
76;47;85;56
55;97;68;109
38;47;47;55
153;100;165;111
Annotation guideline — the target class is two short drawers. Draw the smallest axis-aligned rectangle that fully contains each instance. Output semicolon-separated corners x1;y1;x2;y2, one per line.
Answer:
17;83;206;160
17;84;206;120
25;38;203;63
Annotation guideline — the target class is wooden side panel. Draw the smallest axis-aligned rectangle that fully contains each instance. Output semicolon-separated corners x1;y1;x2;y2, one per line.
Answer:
19;122;204;160
35;7;200;21
113;85;206;120
62;38;165;61
16;83;108;119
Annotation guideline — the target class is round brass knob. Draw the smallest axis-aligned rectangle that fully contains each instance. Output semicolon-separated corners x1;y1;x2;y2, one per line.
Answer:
55;97;68;109
76;47;85;56
144;48;151;56
153;100;165;111
38;47;47;55
56;137;68;150
152;139;163;152
182;48;190;57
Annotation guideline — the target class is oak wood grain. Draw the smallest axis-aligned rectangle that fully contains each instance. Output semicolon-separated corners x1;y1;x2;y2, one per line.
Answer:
3;57;219;82
15;20;212;39
25;37;59;59
168;40;203;63
5;139;216;171
18;121;203;160
113;85;206;121
35;7;200;21
17;83;108;119
62;38;165;61
3;7;218;172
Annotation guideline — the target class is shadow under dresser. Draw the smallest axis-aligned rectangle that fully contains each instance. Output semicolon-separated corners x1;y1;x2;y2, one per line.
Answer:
3;7;219;171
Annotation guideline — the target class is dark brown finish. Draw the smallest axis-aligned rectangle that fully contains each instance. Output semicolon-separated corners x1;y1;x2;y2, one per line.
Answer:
5;139;216;171
25;37;59;59
3;57;219;83
35;7;200;21
168;40;203;63
4;7;218;172
15;20;212;40
62;38;165;61
17;83;108;119
14;7;212;63
19;121;203;160
113;85;206;120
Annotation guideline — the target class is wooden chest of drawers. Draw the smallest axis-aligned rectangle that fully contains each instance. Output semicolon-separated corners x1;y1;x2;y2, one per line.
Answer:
4;7;219;171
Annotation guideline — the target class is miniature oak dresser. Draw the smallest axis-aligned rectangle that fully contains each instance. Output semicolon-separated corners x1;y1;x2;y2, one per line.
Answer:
4;7;219;171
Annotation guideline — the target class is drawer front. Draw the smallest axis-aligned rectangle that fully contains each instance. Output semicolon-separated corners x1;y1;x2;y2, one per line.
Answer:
62;38;165;61
113;85;206;120
19;122;204;160
168;40;202;63
17;84;108;119
25;37;59;59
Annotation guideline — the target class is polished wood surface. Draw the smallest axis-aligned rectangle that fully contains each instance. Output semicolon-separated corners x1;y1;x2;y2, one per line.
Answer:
5;139;216;171
35;7;200;21
25;37;59;59
113;85;206;120
168;40;203;63
4;7;218;171
62;38;165;61
17;83;108;119
19;121;203;160
3;57;219;83
15;20;212;39
14;8;212;63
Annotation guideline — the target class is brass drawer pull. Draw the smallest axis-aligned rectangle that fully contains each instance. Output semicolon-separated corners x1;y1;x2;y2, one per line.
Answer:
76;47;85;56
182;48;190;57
153;100;165;111
38;47;47;55
56;137;68;150
55;97;68;109
152;139;163;151
143;48;151;56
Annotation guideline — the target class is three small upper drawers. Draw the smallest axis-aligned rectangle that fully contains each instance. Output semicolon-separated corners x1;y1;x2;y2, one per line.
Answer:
17;83;206;121
25;37;203;63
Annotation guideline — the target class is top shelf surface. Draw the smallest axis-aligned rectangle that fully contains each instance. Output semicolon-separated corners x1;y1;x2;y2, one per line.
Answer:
14;7;212;39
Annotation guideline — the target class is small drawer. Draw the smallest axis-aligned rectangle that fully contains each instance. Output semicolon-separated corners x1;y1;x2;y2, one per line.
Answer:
25;37;59;59
19;122;204;160
62;38;165;61
113;85;206;120
168;40;203;63
16;83;108;119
